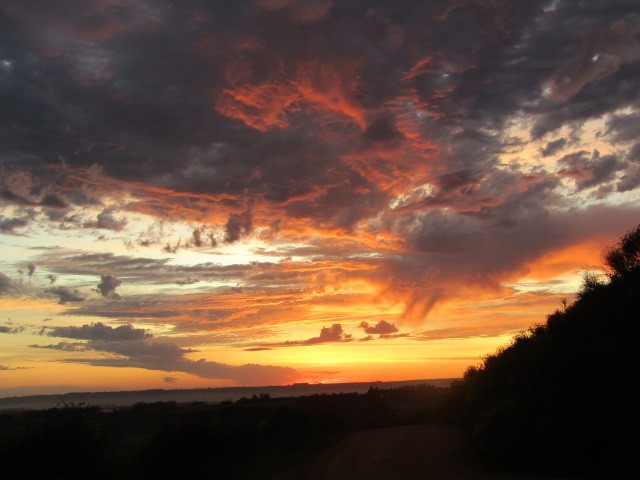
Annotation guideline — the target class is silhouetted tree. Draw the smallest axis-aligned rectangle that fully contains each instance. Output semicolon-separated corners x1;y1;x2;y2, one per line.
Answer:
604;224;640;280
455;224;640;478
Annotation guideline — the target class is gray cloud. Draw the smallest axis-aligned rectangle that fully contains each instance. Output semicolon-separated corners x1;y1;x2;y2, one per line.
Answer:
359;320;398;335
0;364;28;370
84;208;128;231
31;341;86;351
558;150;625;191
541;138;567;157
605;111;640;143
96;274;122;298
0;215;30;233
543;17;640;101
282;323;352;346
386;203;640;319
33;338;297;385
224;209;253;243
35;250;257;289
46;286;85;304
0;2;636;224
44;322;150;342
26;263;36;277
0;273;15;295
0;325;25;334
38;252;169;275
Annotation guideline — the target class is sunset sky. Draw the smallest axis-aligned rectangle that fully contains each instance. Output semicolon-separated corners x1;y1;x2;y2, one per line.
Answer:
1;0;640;397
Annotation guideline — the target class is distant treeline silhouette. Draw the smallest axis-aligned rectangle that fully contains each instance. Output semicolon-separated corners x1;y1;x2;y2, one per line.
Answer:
453;224;640;477
0;384;449;479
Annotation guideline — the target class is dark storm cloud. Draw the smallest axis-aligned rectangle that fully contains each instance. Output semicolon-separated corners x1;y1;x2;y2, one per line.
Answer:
0;0;636;215
361;116;404;148
0;0;536;222
1;188;36;207
40;193;69;209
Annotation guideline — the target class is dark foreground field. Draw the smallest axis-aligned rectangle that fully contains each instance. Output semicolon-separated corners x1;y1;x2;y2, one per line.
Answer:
0;384;456;480
308;425;564;480
0;386;570;480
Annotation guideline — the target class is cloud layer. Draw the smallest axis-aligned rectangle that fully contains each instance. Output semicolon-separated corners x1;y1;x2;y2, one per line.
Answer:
1;0;640;388
34;322;296;385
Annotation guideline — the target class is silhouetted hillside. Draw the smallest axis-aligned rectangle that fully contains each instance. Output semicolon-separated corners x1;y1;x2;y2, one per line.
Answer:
454;225;640;477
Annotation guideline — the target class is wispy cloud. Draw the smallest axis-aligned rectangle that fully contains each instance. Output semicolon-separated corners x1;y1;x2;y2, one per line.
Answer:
32;322;297;385
43;322;150;342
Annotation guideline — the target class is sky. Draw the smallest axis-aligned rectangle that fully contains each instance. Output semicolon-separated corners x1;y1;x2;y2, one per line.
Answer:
1;0;640;397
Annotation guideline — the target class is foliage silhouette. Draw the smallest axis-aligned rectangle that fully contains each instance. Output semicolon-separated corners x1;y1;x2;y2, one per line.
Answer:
0;383;449;479
454;224;640;477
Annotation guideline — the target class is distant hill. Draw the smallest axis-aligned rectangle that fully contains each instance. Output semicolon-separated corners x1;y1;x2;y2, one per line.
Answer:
454;224;640;478
0;378;457;411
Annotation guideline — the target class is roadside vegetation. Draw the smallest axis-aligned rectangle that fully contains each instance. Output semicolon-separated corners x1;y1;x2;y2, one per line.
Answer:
453;224;640;478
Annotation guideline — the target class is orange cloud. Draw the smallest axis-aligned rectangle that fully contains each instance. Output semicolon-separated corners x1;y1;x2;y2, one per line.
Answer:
216;83;300;131
293;59;366;129
215;49;366;131
255;0;333;24
523;240;611;280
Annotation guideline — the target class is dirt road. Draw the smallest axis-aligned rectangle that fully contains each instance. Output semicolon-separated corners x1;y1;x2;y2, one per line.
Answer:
307;425;563;480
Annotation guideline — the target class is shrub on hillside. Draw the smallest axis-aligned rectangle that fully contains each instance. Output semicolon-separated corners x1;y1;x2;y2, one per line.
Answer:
455;224;640;477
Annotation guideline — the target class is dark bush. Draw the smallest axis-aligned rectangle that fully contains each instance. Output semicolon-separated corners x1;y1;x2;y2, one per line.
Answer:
455;224;640;477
